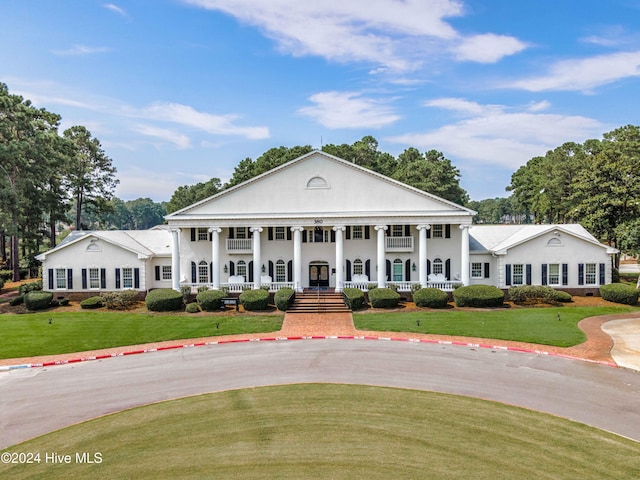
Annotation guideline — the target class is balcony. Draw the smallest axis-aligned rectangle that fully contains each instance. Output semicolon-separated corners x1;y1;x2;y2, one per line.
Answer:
226;238;252;254
385;236;414;252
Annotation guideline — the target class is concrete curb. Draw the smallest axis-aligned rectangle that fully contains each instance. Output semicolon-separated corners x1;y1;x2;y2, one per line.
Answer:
0;335;618;371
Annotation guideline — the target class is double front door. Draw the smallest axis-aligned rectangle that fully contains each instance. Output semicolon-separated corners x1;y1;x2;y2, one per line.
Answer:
309;262;329;287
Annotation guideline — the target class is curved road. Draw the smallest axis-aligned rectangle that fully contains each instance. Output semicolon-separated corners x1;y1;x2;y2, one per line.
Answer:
1;339;640;449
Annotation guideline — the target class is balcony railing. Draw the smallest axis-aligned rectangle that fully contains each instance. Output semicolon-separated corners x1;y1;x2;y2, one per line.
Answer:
385;236;414;252
226;238;252;254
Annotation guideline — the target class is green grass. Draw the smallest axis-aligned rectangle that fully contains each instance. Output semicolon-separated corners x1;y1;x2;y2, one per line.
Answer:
0;312;283;359
354;306;639;346
1;384;638;479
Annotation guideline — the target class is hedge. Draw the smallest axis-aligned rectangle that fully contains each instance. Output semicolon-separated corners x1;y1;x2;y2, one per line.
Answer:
9;295;24;306
274;288;295;311
239;288;270;311
197;289;227;311
343;288;365;310
19;280;43;295
146;288;184;312
80;296;104;309
600;283;639;305
368;287;400;309
24;291;54;311
453;284;504;308
185;302;201;313
508;285;572;304
413;288;449;308
102;291;139;310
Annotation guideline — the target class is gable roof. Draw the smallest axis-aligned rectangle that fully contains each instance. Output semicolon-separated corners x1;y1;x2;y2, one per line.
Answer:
166;150;475;222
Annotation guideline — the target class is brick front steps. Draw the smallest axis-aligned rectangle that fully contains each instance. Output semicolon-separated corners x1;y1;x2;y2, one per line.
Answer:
287;290;351;313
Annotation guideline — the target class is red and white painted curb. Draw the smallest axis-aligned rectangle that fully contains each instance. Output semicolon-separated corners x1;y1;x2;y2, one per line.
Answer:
0;335;618;371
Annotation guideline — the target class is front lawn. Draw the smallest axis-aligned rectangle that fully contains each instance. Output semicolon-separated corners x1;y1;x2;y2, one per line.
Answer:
354;306;639;347
0;312;283;359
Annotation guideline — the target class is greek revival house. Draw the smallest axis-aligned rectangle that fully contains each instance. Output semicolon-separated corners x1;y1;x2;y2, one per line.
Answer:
37;151;617;296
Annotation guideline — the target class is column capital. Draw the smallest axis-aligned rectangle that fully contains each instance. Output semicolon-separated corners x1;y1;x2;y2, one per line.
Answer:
374;225;388;231
208;227;222;234
416;224;431;231
332;226;346;232
170;228;181;234
290;226;305;232
459;224;471;231
250;226;263;233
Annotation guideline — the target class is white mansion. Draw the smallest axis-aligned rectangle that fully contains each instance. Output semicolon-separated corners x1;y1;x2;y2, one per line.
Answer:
37;151;616;296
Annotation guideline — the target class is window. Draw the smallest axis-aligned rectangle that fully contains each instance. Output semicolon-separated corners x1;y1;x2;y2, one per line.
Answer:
352;226;363;239
433;258;443;275
198;261;209;283
89;268;100;289
275;227;285;240
471;263;483;278
237;260;247;279
162;266;172;280
353;259;363;276
56;268;67;289
548;264;560;285
236;227;247;239
512;264;524;285
275;260;286;282
308;227;329;243
432;224;443;238
392;225;403;237
393;259;403;281
585;263;597;285
197;228;209;241
122;267;134;288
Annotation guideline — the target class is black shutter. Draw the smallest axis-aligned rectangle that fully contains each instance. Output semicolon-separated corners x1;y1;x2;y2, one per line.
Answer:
404;225;411;236
67;269;73;289
229;261;235;276
427;259;431;276
364;226;370;239
228;228;235;239
248;261;254;282
386;225;391;236
386;259;391;281
190;228;196;241
82;268;87;289
346;260;352;281
100;268;106;289
302;230;307;243
578;263;584;285
365;260;371;279
330;229;336;242
248;228;253;238
115;268;121;289
599;263;606;285
484;263;490;279
268;227;273;241
541;264;548;285
405;259;411;281
505;264;512;286
134;268;140;289
209;231;212;241
426;228;431;239
48;269;54;290
526;264;532;285
287;260;293;282
445;259;451;280
210;263;213;283
286;228;292;241
155;266;161;281
445;224;451;238
269;261;274;279
191;262;196;283
562;264;568;285
346;226;351;240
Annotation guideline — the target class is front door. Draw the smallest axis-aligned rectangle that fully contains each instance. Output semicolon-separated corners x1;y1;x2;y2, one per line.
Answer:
309;262;330;288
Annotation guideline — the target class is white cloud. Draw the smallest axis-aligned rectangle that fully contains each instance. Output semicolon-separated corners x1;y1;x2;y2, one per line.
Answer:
388;98;604;169
508;51;640;92
453;33;527;63
51;45;111;56
131;124;192;149
298;91;400;129
103;3;128;17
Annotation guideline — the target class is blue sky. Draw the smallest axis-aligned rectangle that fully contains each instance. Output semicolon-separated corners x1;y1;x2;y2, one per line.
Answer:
2;0;639;202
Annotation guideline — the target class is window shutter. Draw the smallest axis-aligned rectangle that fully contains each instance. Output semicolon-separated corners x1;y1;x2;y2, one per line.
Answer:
209;231;212;241
229;261;235;276
286;228;292;241
190;228;196;241
115;268;121;289
346;260;352;281
268;261;274;279
268;227;273;241
48;269;54;290
67;269;73;289
134;268;140;289
404;225;411;236
248;228;253;238
445;224;451;238
191;262;196;283
541;264;548;285
526;264;532;285
100;268;106;289
505;264;511;286
386;259;391;281
427;259;431;276
346;226;351;240
445;259;451;280
248;261;254;282
365;259;371;279
578;263;584;285
599;263;606;285
82;268;88;289
405;259;411;281
484;263;490;278
364;226;370;239
228;228;235;239
386;225;391;236
210;263;213;283
287;260;293;282
302;230;307;243
562;264;568;285
426;228;431;239
155;266;161;281
330;229;336;243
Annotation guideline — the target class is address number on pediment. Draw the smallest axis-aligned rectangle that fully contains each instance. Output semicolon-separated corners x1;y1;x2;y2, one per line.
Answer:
314;219;323;224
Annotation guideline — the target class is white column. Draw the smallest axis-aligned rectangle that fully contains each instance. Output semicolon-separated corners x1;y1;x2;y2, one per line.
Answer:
333;226;346;292
417;224;430;287
251;227;263;289
171;228;181;291
209;227;222;290
374;225;387;288
460;224;470;286
291;227;303;292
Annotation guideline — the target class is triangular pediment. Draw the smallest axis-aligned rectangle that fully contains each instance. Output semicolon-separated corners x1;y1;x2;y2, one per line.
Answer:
166;151;474;222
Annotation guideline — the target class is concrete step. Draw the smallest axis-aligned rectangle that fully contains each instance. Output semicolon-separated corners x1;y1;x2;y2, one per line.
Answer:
288;291;351;313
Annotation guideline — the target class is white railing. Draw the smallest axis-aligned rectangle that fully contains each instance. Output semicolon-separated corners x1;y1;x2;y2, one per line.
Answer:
343;280;371;291
222;282;255;293
342;280;459;292
186;282;295;293
268;282;296;291
385;236;414;251
226;238;252;253
426;281;460;292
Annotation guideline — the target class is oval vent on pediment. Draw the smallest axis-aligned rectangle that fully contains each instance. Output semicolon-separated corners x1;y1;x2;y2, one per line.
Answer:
306;176;330;189
86;242;101;252
546;237;562;246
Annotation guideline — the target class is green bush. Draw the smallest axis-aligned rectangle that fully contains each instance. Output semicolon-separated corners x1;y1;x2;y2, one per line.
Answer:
0;278;4;291
80;296;104;309
343;288;365;310
508;285;571;304
146;288;184;312
185;302;201;313
368;287;401;309
24;291;53;311
9;295;24;306
19;280;43;295
555;290;572;302
274;288;295;311
600;283;639;305
101;290;139;310
0;269;12;281
453;284;505;308
59;298;70;306
197;289;227;311
413;288;449;308
239;289;270;311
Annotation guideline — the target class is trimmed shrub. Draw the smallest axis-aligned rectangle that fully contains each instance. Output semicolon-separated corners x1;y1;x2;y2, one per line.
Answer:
9;295;24;306
19;280;43;295
600;283;639;305
146;288;184;312
508;285;572;305
102;290;139;310
59;298;70;306
24;291;53;311
197;289;227;311
368;287;401;309
239;288;270;311
0;269;12;281
343;288;365;310
413;288;449;308
185;302;201;313
80;296;104;309
555;290;572;303
453;284;504;308
274;288;295;311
